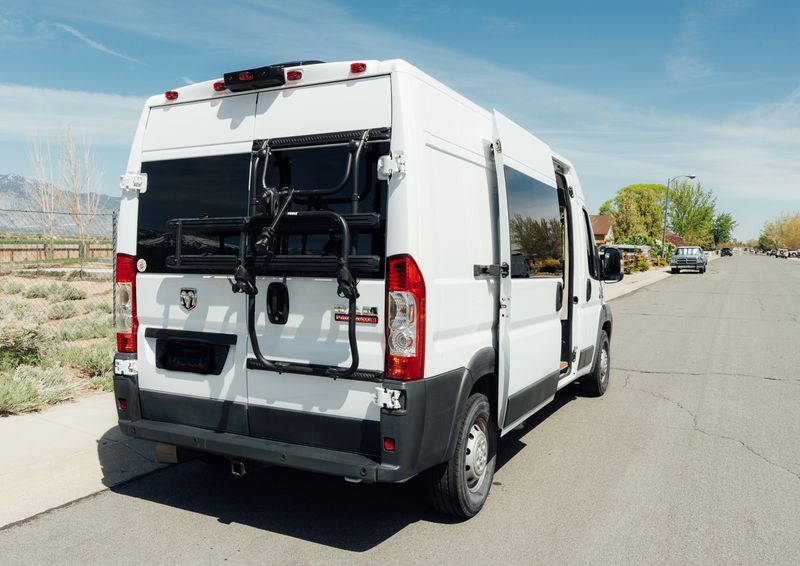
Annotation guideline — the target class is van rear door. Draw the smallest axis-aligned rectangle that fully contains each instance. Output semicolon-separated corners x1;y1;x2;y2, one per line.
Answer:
244;77;392;455
135;94;257;434
492;111;563;431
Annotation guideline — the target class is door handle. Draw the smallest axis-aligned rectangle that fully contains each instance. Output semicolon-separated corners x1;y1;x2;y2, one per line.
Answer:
556;281;563;311
586;280;592;302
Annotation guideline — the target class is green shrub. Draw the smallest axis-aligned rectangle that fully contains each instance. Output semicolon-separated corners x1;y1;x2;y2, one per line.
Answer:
0;365;74;415
630;254;652;273
57;316;114;340
57;284;87;301
5;281;24;295
22;283;53;299
48;302;77;320
21;282;87;301
89;301;113;314
58;342;113;378
0;322;45;369
88;372;113;392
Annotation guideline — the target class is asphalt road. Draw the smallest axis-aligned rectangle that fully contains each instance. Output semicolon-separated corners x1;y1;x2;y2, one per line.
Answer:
2;255;799;565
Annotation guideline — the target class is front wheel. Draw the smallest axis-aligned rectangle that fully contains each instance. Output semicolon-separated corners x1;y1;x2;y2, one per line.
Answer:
426;393;496;518
581;330;610;397
671;267;678;274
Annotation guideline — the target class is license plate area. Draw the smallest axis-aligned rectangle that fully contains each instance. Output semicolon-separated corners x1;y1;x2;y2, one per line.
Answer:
155;339;229;375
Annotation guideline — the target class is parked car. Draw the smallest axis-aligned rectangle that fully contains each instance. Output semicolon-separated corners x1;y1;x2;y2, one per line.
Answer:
776;248;789;259
671;246;708;273
721;247;733;257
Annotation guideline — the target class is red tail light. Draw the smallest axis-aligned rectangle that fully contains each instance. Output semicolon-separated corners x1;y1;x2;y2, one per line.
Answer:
213;81;227;92
386;255;426;381
164;90;179;101
286;69;303;81
239;71;254;81
115;253;138;353
350;62;367;73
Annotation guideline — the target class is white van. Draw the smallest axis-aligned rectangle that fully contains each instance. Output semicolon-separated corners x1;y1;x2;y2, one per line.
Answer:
113;59;623;518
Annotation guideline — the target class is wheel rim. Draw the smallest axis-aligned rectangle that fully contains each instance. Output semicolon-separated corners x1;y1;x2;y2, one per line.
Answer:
464;419;489;492
599;346;609;387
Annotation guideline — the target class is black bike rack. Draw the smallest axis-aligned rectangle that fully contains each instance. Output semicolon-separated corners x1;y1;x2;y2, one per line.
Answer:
166;128;390;379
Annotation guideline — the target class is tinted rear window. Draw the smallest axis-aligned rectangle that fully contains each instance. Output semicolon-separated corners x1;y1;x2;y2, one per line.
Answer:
138;154;251;273
137;142;389;278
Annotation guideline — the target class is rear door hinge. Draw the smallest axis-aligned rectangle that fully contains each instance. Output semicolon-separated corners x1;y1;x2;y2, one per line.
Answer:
373;386;402;410
377;152;406;180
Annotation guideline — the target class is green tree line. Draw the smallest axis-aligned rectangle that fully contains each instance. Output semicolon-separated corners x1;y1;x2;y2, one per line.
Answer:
599;181;737;253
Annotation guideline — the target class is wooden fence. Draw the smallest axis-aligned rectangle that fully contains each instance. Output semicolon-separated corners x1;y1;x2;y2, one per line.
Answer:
0;243;113;264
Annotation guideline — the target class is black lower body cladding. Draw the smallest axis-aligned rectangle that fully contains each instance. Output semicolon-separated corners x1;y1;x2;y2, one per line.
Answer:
113;355;469;483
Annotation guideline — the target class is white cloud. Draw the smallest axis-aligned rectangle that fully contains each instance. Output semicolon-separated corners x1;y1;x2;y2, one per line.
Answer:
50;22;141;64
1;0;797;237
0;84;143;147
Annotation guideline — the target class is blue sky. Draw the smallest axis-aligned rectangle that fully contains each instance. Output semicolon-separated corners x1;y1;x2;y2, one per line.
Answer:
1;0;799;240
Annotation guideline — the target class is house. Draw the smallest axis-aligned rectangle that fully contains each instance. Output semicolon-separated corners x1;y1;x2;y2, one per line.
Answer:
590;214;614;245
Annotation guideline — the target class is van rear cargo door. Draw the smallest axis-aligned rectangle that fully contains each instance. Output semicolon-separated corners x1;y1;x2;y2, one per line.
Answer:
244;77;392;455
492;111;563;431
135;94;257;434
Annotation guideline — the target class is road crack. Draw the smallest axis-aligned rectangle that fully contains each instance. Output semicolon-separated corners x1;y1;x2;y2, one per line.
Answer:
615;367;798;385
621;373;800;482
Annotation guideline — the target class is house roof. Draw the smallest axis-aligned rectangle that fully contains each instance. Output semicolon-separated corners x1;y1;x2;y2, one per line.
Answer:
590;214;612;237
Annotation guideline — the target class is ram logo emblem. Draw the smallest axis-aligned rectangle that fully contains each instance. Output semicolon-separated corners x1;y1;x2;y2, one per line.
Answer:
179;288;197;311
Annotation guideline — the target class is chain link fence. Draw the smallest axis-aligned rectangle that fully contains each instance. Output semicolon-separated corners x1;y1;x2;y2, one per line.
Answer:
0;208;115;322
0;208;117;413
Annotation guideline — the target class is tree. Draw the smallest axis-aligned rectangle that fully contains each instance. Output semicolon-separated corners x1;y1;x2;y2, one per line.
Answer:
509;214;562;264
24;138;60;259
601;184;665;244
760;213;800;250
59;125;100;259
669;180;715;247
711;212;737;247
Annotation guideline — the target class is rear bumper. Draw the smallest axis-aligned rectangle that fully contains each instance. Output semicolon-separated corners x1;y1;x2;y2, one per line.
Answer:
113;357;468;483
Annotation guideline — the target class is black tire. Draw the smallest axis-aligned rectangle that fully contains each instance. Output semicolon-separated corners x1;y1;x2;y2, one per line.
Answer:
671;268;678;274
426;393;496;518
700;267;706;274
581;331;610;397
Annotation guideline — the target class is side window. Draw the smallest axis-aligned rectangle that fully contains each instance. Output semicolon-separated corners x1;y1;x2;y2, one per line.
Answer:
582;209;599;279
504;166;564;279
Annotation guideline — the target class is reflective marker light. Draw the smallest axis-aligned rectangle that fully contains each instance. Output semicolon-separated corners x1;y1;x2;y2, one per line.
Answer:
350;62;367;73
383;437;396;452
386;255;426;381
118;398;128;410
213;81;227;92
115;253;138;353
164;90;179;101
286;69;303;81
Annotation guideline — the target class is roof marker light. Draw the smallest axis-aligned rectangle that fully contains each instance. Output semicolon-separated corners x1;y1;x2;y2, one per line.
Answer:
239;71;254;81
350;62;367;73
286;69;303;81
213;81;227;92
164;90;179;101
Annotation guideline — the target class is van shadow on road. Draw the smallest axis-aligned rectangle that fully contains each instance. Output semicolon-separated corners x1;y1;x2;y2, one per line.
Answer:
96;388;578;552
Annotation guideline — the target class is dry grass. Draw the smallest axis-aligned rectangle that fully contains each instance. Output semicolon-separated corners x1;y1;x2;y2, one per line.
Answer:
0;273;114;414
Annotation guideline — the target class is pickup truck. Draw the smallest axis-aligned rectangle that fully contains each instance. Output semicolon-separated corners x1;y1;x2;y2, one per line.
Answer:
671;246;707;274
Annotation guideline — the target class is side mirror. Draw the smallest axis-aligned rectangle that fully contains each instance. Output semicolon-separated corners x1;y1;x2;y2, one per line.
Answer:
601;247;624;283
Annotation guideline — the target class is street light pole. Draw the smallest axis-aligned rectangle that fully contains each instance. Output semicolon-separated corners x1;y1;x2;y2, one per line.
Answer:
661;174;696;258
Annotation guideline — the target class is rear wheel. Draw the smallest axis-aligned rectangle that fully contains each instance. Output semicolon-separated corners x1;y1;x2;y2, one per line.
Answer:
426;393;496;518
581;331;610;397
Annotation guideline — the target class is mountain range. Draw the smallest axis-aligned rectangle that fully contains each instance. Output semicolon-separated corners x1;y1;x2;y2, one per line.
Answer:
0;173;120;238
